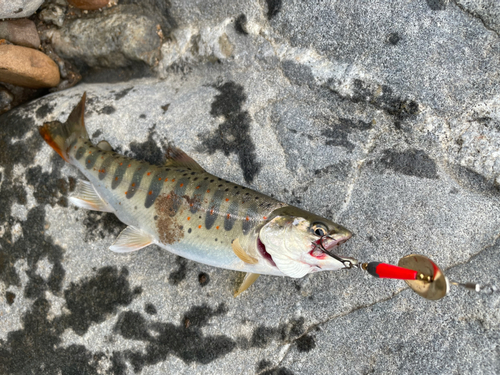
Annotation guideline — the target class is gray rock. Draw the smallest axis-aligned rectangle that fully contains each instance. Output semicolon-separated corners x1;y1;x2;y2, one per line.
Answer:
0;0;44;19
1;1;499;374
43;4;171;68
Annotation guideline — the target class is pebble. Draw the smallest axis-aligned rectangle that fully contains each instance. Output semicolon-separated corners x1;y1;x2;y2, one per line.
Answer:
0;19;40;49
0;84;14;115
0;45;60;89
67;0;110;10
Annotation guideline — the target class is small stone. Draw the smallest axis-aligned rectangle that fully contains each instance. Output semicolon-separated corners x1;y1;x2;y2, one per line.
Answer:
0;45;60;88
0;0;44;19
67;0;111;11
0;84;14;115
39;4;66;28
0;19;40;49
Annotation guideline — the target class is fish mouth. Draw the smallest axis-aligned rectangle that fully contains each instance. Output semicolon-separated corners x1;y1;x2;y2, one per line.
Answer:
314;233;358;268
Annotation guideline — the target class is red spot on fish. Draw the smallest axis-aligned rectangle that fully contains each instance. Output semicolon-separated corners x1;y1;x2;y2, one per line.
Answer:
263;216;267;220
165;178;168;182
158;177;162;181
225;198;229;202
206;189;210;193
246;216;249;221
147;172;151;176
196;186;200;189
125;191;128;195
120;162;123;166
88;151;91;154
180;183;184;187
115;177;118;181
216;226;219;230
101;156;104;159
87;160;90;163
187;217;191;220
128;164;131;168
210;209;214;215
226;214;230;219
172;179;175;182
198;225;202;229
167;195;171;199
132;183;135;187
148;191;152;195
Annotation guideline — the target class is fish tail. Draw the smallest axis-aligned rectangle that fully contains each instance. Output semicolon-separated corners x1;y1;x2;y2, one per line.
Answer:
38;92;89;163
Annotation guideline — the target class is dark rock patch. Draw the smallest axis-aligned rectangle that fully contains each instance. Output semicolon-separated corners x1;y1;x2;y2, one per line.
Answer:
266;0;282;20
377;149;438;179
92;129;103;138
260;367;295;375
35;102;55;119
235;14;248;35
145;303;157;315
5;291;16;305
114;303;235;370
99;105;116;115
281;60;315;87
249;317;307;349
57;267;141;335
168;256;188;285
445;164;500;197
83;211;127;242
128;129;167;165
114;87;134;100
198;81;260;183
387;33;401;45
426;0;446;11
321;118;372;152
295;334;316;352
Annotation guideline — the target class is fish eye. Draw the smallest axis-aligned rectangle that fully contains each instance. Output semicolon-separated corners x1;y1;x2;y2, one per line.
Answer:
311;223;328;237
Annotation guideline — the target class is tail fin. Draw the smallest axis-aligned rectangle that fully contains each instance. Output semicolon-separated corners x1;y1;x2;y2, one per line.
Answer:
38;93;89;162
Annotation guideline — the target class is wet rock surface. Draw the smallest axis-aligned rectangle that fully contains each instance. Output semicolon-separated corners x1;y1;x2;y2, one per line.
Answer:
1;1;500;375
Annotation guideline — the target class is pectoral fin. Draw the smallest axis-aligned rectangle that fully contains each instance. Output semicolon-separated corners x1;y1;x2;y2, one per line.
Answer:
232;238;258;264
234;273;260;297
69;180;114;212
110;226;154;253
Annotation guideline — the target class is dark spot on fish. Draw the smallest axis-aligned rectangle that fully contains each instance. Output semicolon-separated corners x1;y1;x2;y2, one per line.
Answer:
14;7;23;13
198;81;260;183
198;272;209;286
154;215;158;220
155;192;184;244
6;291;15;305
145;303;157;315
161;103;170;113
188;228;192;233
266;0;282;20
235;14;248;35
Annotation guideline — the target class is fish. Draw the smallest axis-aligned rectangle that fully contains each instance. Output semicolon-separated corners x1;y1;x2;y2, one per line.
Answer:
39;93;355;296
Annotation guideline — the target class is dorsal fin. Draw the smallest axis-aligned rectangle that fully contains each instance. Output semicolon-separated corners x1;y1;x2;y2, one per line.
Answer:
165;145;205;171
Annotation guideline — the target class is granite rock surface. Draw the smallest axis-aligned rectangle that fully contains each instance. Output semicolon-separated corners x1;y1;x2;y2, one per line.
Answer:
1;1;499;374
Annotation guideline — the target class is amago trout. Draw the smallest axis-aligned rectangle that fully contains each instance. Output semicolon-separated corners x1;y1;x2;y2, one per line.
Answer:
39;93;355;295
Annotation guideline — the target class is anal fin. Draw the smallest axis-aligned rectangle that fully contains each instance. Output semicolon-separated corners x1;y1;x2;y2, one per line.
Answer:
234;273;260;297
110;226;154;253
69;180;114;212
232;238;258;264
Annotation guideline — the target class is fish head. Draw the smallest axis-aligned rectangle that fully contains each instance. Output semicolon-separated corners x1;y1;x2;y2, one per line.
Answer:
258;206;355;278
